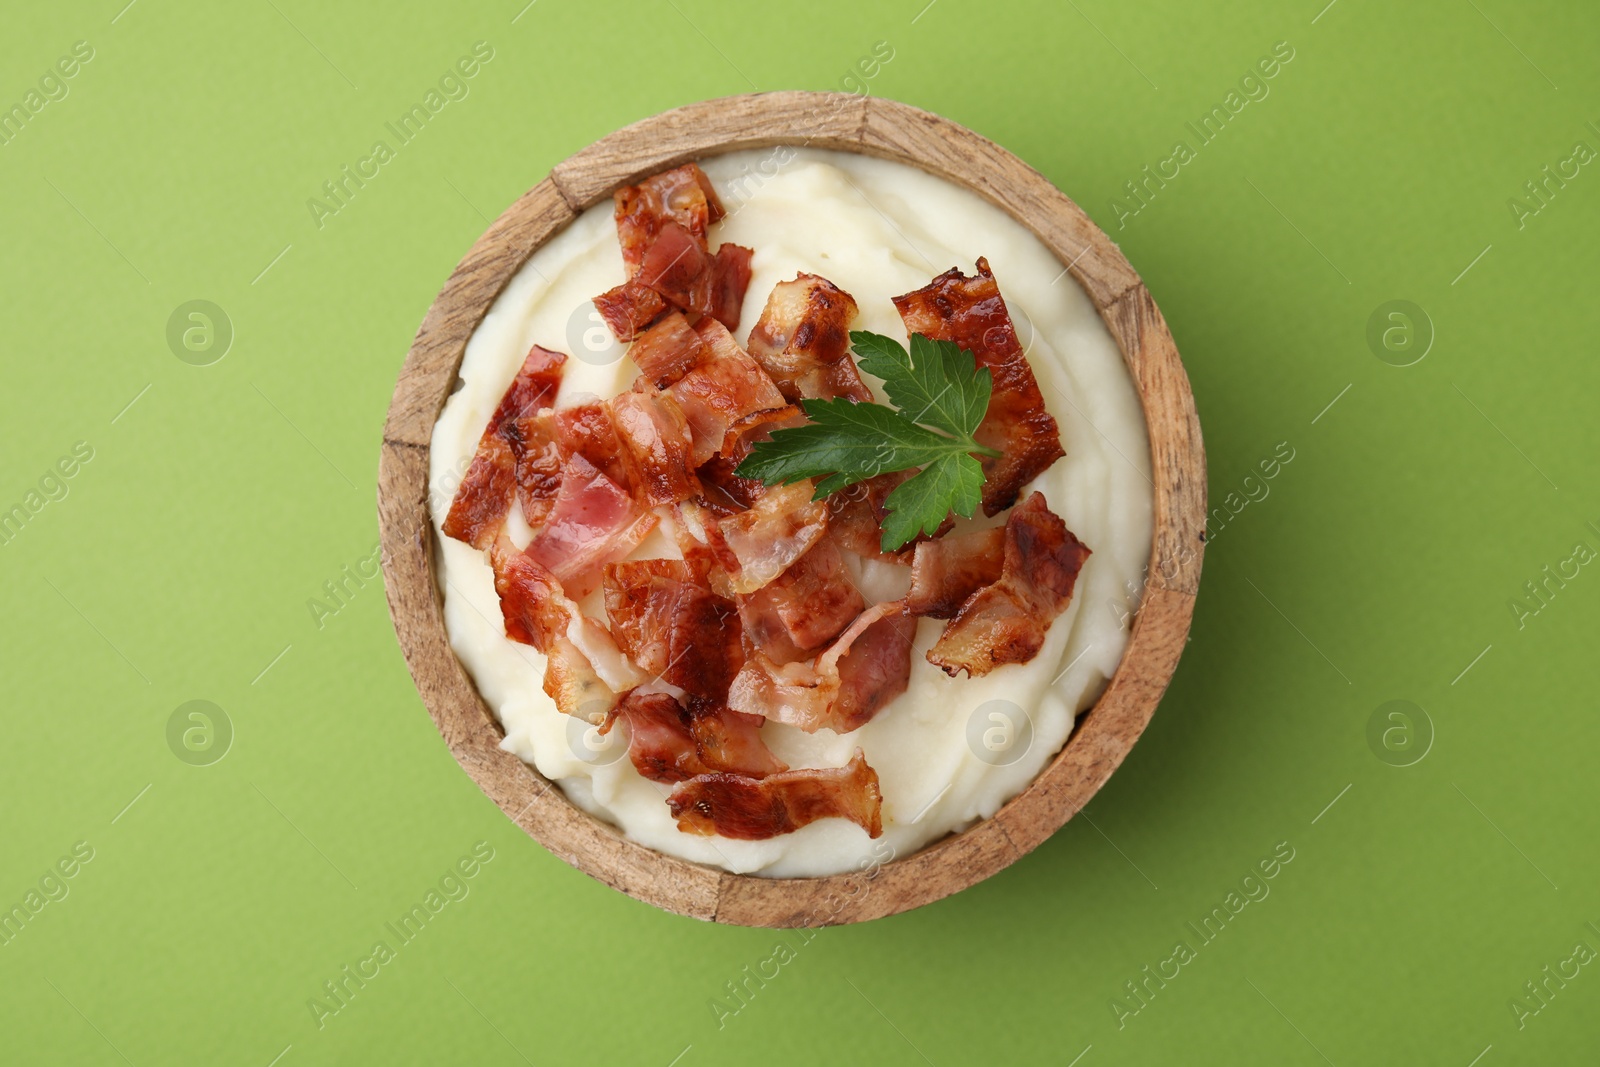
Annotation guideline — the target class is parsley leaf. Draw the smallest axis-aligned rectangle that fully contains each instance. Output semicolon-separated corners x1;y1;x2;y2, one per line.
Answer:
734;331;999;551
851;331;992;440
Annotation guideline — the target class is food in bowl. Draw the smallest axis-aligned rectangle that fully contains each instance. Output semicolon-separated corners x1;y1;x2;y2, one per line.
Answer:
430;148;1152;877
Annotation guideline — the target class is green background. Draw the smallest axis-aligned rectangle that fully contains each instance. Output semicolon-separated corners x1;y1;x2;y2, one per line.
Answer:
3;0;1597;1062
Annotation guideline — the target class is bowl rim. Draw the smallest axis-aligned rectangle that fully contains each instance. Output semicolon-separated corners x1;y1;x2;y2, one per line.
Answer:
377;90;1206;927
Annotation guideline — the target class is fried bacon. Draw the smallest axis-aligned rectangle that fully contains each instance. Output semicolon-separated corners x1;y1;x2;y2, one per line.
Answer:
927;492;1091;677
627;311;707;390
693;404;803;515
593;280;668;343
553;403;630;490
728;600;915;735
686;696;786;779
507;411;563;530
602;690;785;783
614;162;724;275
715;480;829;594
747;273;872;402
597;163;750;339
893;258;1065;515
606;690;709;783
906;526;1006;619
443;345;567;548
488;540;619;723
666;319;786;466
443;434;517;550
708;243;753;332
607;389;700;507
636;223;754;332
737;536;865;662
666;749;882;840
602;559;742;700
522;454;658;599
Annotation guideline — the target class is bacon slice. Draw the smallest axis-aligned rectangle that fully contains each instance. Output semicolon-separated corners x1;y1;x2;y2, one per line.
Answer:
606;690;710;783
553;403;630;490
627;311;708;390
728;600;915;734
686;696;786;779
614;163;724;275
927;492;1091;677
693;404;803;515
592;280;668;343
893;258;1065;515
637;222;754;331
597;163;747;339
442;345;567;547
488;540;618;723
603;690;786;783
708;243;753;332
442;435;517;550
666;319;786;466
715;480;829;594
666;749;883;839
607;389;700;507
522;453;658;599
506;411;562;530
906;526;1006;619
695;455;763;516
747;273;872;402
737;536;865;662
602;559;742;700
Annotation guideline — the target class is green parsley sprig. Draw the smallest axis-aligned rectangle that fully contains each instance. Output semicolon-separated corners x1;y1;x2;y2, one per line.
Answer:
735;330;999;551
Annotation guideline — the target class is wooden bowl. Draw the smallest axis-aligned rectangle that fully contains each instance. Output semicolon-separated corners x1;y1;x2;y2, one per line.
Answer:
378;91;1205;926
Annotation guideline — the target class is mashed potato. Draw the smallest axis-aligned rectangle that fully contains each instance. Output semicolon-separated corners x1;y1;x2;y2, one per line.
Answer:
430;148;1152;877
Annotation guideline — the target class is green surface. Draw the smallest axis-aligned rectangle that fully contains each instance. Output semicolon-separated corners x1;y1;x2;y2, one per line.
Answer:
3;1;1597;1063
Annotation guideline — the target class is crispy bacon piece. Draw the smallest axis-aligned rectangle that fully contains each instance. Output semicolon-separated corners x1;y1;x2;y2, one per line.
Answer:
592;280;668;343
728;600;916;735
666;319;786;466
606;690;710;783
522;453;658;599
506;411;562;530
906;526;1006;619
893;258;1065;516
628;311;707;389
687;696;787;778
747;273;872;402
602;559;742;700
927;493;1091;677
604;694;787;783
720;403;804;461
692;405;803;515
666;749;883;840
695;455;763;516
442;435;517;550
737;536;865;662
614;163;724;275
607;390;700;507
715;480;829;594
554;403;630;490
603;690;786;783
597;163;747;338
708;243;753;332
443;345;567;547
488;540;618;723
636;222;755;331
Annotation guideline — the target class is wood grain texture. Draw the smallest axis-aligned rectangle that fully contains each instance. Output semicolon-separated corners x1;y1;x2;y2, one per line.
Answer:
378;91;1206;927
